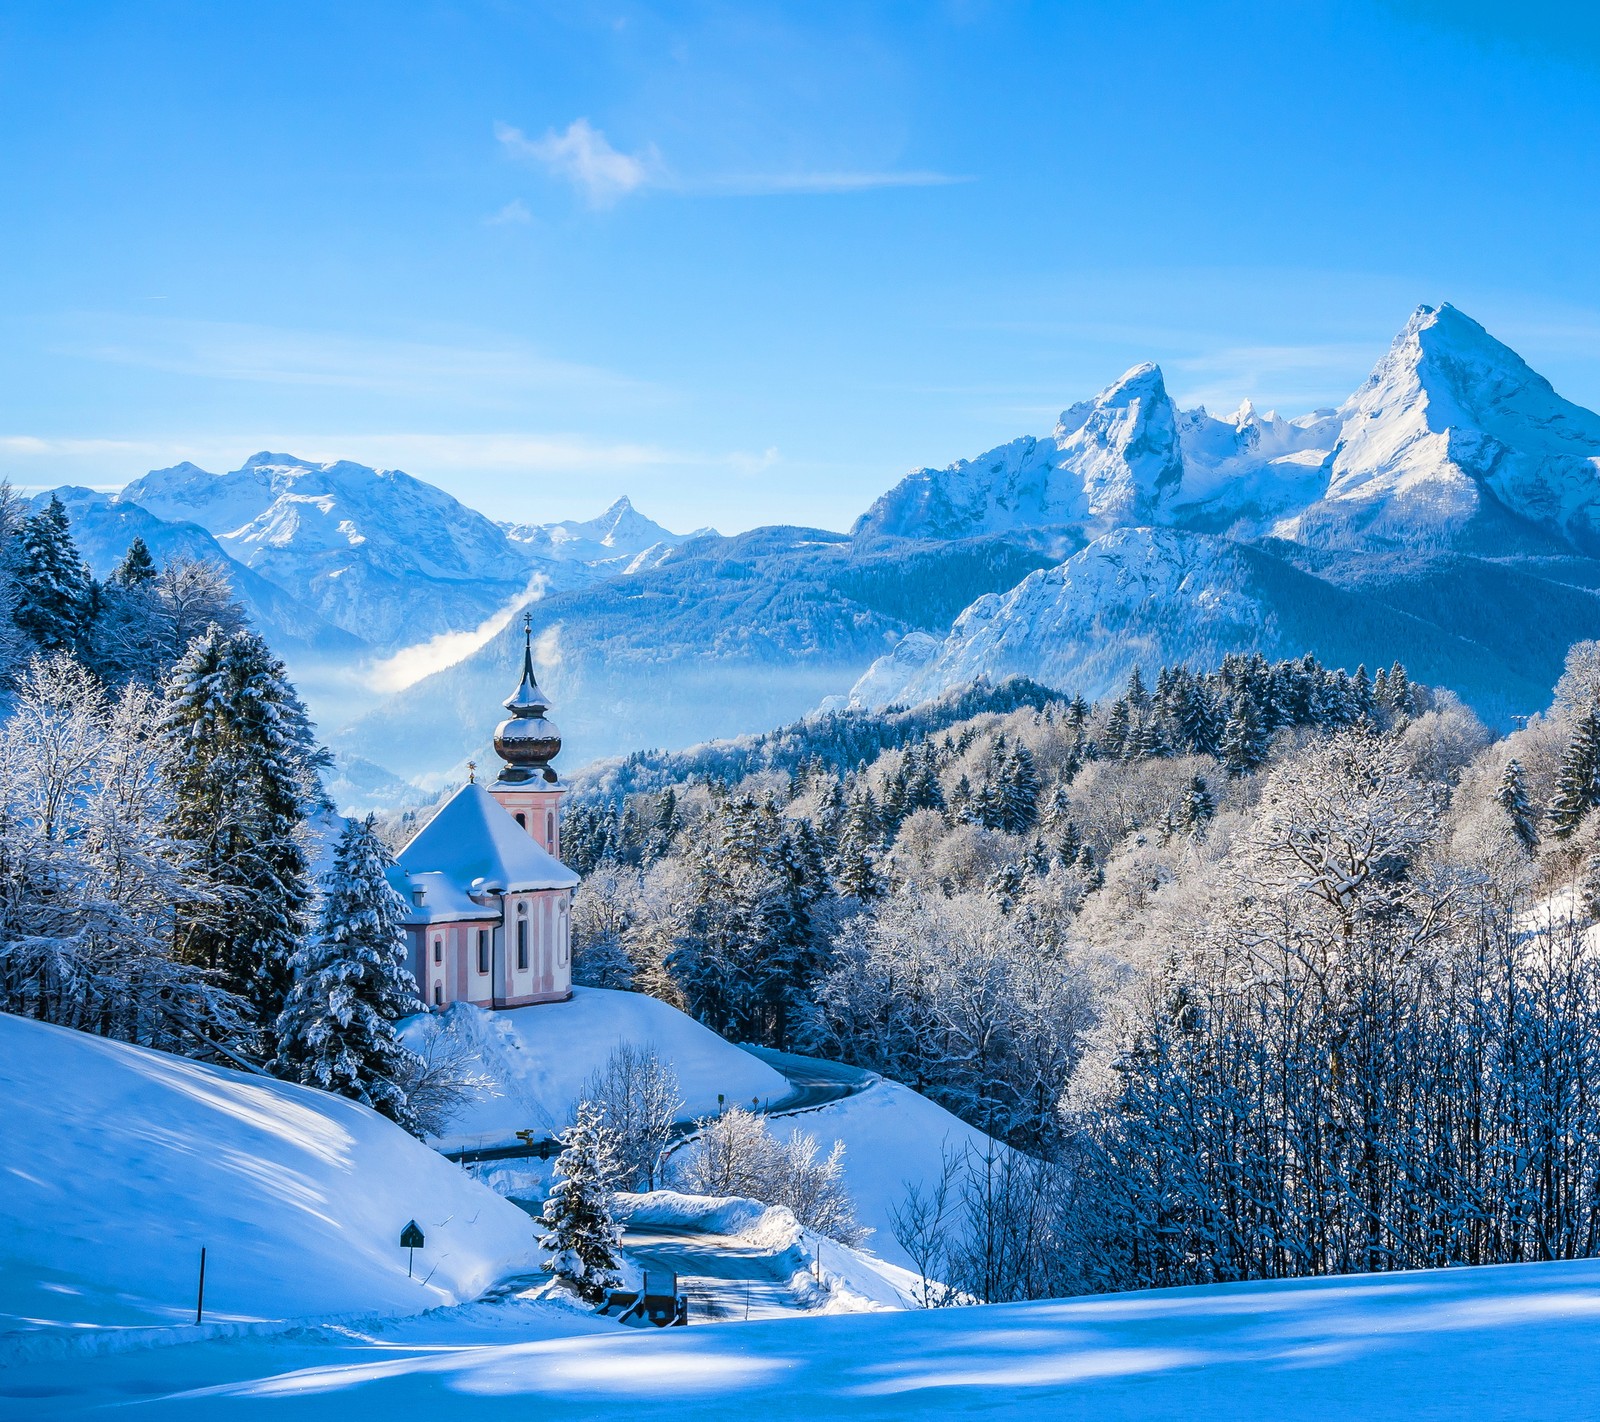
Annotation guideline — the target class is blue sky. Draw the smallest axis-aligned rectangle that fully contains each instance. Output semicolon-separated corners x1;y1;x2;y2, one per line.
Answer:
2;0;1598;534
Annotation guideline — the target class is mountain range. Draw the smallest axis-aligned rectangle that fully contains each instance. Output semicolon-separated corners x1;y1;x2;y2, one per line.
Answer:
50;303;1600;806
841;303;1600;717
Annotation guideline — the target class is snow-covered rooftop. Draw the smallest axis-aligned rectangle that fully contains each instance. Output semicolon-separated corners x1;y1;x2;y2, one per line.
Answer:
397;781;579;895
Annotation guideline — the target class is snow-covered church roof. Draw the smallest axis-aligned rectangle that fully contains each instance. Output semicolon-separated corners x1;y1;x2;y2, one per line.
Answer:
397;781;578;916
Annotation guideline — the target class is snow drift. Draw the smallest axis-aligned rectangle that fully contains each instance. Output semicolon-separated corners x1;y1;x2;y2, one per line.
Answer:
0;1013;537;1342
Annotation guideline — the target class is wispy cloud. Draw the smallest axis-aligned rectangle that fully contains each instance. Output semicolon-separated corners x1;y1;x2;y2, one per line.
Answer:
484;198;532;226
690;171;971;196
497;117;967;205
0;429;779;485
56;317;651;408
495;119;659;207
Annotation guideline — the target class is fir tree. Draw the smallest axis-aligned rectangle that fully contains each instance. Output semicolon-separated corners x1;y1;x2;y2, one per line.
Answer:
1126;664;1149;712
273;816;422;1128
1221;694;1269;777
11;495;93;655
539;1102;625;1301
161;626;327;1044
1495;758;1539;854
999;745;1039;834
1183;774;1216;836
1550;713;1600;839
1176;680;1218;757
1102;700;1131;759
111;536;157;588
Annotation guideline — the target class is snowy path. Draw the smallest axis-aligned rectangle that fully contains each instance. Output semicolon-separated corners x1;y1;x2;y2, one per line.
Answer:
623;1226;816;1322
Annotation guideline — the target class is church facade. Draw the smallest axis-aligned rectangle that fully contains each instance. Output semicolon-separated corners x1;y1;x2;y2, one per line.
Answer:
392;618;580;1010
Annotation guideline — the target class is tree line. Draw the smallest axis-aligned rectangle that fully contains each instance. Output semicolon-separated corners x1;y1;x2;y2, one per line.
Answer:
0;490;437;1133
560;635;1600;1300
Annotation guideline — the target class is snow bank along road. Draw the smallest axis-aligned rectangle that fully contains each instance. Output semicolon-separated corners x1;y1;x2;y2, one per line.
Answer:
13;1256;1600;1418
446;1045;874;1164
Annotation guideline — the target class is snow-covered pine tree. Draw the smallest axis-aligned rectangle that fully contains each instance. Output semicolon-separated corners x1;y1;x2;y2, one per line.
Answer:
1549;712;1600;840
11;495;93;656
1183;774;1216;836
1495;758;1539;853
540;1102;626;1301
1101;699;1131;759
1221;694;1269;777
111;537;157;587
161;626;327;1045
273;815;422;1129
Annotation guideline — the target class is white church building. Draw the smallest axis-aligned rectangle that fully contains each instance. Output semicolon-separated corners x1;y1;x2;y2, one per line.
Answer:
393;618;580;1010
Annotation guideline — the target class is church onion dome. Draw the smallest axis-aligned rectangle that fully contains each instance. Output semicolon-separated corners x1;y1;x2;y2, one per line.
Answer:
494;613;562;784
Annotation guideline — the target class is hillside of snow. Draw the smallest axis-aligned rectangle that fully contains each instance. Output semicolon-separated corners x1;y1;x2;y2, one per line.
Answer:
402;987;791;1150
762;1076;1013;1274
0;1013;537;1341
19;1254;1600;1418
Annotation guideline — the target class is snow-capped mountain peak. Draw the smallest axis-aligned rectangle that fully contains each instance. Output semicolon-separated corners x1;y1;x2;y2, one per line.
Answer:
501;496;708;564
1053;361;1183;522
857;303;1600;553
115;452;536;651
1299;303;1600;548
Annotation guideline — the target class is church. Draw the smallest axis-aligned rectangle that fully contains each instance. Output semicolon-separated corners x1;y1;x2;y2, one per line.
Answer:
392;617;580;1010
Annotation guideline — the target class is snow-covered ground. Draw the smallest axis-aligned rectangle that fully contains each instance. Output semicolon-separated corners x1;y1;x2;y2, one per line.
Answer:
735;1077;1010;1274
0;1013;536;1344
13;1256;1600;1418
616;1191;918;1317
422;993;1007;1277
403;988;790;1150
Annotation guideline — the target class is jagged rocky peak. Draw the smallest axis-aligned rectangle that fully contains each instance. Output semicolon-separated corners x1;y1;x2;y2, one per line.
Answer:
502;495;704;563
1053;361;1183;522
1308;302;1600;548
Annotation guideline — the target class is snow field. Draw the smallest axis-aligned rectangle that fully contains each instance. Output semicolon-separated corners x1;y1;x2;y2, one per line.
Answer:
0;1013;537;1344
23;1254;1600;1419
401;987;790;1149
759;1078;1011;1274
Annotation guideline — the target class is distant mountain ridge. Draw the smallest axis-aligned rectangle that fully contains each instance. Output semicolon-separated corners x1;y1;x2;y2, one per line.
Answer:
42;302;1600;809
88;453;700;665
844;304;1600;718
856;304;1600;553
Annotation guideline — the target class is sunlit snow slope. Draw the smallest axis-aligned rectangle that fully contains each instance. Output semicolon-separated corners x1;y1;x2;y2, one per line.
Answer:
31;1256;1600;1419
402;987;790;1149
0;1013;536;1340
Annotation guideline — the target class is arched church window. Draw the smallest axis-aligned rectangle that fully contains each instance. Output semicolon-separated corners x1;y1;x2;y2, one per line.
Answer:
516;902;529;971
515;812;526;829
546;811;555;850
557;904;569;967
433;936;443;965
433;983;443;1006
477;928;489;974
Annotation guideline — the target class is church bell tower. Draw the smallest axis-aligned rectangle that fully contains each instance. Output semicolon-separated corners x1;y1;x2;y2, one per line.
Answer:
488;614;566;858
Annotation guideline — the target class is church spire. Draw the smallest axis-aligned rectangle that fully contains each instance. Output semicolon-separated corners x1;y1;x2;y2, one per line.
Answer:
492;614;562;783
504;613;549;716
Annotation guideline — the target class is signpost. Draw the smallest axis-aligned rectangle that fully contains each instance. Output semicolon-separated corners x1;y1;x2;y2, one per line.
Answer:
400;1220;425;1277
195;1247;207;1324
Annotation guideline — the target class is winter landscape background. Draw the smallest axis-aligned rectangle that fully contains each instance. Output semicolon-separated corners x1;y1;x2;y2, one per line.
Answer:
35;300;1600;810
10;2;1600;1417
